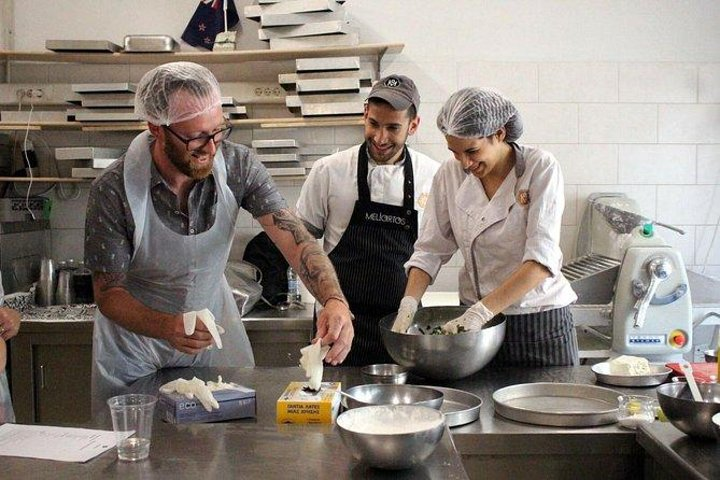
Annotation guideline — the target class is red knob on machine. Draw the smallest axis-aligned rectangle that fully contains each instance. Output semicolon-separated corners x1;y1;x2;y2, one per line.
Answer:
672;334;686;347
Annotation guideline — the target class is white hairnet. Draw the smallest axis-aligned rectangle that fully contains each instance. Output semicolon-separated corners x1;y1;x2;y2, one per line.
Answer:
134;62;222;126
436;87;523;142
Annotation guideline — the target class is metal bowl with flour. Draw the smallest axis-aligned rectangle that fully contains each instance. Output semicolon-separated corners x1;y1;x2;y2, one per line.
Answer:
379;306;506;381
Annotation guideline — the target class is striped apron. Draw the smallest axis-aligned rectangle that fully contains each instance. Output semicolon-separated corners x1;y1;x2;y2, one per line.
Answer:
488;306;579;367
321;142;418;366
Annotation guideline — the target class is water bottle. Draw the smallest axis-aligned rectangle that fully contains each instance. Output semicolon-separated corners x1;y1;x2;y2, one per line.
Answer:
287;267;301;303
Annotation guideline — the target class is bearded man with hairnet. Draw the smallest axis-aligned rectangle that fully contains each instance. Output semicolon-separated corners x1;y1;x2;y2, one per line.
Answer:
86;62;354;391
394;87;579;367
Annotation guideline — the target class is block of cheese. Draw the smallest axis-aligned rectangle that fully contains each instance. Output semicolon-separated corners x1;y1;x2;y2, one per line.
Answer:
608;355;651;375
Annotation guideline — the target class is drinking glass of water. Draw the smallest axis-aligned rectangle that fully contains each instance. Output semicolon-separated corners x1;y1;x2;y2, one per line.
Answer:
107;394;157;461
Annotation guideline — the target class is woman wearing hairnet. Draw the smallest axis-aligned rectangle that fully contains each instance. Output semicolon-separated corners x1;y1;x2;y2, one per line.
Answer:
393;87;578;367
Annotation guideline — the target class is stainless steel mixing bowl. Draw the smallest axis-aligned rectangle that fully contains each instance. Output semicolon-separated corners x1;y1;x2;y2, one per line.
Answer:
336;405;446;469
343;384;444;410
379;306;506;380
656;382;720;439
361;363;409;384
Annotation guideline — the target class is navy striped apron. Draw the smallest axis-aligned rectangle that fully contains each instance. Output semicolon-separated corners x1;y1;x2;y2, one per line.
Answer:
321;143;418;366
488;306;579;367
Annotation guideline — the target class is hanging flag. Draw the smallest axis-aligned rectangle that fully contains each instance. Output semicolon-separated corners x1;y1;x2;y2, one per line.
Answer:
181;0;240;51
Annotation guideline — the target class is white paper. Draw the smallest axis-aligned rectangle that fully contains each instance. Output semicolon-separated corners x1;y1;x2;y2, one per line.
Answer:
0;423;130;463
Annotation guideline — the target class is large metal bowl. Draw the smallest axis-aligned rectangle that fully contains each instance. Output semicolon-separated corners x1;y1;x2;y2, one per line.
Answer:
656;382;720;440
379;306;506;380
336;405;446;469
343;384;444;410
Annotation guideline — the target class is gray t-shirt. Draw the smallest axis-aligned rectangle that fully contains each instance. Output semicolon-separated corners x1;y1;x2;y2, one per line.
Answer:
85;139;286;273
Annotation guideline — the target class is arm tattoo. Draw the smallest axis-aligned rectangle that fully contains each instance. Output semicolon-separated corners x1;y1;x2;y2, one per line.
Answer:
94;271;127;293
271;209;315;244
297;243;346;307
301;220;324;239
271;209;346;305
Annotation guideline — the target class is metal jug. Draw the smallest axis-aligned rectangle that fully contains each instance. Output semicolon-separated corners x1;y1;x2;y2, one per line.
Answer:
36;257;56;306
55;268;75;305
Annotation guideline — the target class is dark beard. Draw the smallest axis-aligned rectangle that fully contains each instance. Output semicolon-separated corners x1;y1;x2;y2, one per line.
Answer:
164;136;213;180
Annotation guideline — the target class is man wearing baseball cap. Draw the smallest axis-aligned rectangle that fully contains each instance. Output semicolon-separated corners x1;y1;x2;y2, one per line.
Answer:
296;74;440;365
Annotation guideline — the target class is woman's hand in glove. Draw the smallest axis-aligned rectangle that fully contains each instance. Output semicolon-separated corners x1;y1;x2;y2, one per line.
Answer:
391;296;418;333
441;301;495;334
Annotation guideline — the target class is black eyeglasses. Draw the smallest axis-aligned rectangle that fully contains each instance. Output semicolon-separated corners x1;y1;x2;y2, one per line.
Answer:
163;122;233;151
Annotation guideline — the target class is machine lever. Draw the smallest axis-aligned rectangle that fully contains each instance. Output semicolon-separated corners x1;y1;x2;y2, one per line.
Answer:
633;257;671;328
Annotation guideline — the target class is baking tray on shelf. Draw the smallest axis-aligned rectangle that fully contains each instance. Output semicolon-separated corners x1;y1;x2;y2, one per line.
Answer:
493;382;620;427
46;40;122;53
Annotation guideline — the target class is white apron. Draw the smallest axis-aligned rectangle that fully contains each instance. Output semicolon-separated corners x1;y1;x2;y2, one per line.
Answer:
92;131;254;390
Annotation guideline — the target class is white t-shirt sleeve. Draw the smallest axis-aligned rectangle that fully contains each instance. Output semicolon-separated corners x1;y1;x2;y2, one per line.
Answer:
296;160;330;234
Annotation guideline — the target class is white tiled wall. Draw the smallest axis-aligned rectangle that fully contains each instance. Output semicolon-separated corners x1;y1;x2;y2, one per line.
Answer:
6;0;720;293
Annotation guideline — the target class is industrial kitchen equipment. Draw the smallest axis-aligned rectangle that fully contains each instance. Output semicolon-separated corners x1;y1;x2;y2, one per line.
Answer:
562;193;692;362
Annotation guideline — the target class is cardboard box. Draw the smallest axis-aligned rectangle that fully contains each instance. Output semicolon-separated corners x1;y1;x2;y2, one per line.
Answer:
159;386;256;424
276;381;341;424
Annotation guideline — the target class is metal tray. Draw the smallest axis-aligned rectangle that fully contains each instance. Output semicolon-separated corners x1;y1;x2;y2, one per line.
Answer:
591;362;673;387
493;382;620;427
420;386;482;427
46;39;122;53
123;35;178;53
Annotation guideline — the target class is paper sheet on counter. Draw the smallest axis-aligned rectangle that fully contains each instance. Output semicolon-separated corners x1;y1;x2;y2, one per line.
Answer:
0;423;129;463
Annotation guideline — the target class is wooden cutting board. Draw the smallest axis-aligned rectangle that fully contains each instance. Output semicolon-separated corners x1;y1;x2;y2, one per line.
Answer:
665;362;718;383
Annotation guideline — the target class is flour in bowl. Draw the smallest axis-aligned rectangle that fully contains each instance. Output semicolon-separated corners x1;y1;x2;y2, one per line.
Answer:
338;405;444;434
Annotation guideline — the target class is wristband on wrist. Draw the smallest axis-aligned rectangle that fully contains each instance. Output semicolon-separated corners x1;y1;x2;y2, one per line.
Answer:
323;295;355;320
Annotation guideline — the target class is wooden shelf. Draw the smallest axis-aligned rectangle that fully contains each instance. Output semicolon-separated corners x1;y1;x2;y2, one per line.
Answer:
0;115;364;132
0;43;404;65
0;177;90;183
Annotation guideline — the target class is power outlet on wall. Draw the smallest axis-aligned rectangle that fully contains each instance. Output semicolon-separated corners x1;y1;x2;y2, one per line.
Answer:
16;88;45;102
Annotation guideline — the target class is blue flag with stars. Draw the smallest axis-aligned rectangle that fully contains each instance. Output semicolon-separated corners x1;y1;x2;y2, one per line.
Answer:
182;0;239;51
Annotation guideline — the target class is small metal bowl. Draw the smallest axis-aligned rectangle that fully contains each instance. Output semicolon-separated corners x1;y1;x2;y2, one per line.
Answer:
343;384;444;410
704;349;718;363
713;412;720;440
337;405;446;469
361;364;409;384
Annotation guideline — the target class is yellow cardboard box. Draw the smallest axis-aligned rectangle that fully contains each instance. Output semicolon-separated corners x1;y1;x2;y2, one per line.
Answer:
276;381;341;424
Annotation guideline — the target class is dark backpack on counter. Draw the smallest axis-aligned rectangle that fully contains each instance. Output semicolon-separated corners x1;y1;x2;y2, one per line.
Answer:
242;232;289;308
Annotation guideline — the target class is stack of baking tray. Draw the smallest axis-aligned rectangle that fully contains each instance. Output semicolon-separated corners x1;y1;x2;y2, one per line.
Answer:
280;57;370;117
244;0;357;50
54;146;126;178
66;83;140;122
221;97;248;119
251;139;305;177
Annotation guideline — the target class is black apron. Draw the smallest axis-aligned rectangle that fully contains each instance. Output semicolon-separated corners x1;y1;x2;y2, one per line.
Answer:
321;143;418;366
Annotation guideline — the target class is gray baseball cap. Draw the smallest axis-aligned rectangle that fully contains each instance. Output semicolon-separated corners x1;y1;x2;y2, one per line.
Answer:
367;74;420;112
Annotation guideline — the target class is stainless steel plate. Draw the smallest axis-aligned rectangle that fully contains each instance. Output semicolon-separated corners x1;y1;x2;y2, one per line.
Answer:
591;362;672;387
419;386;482;427
493;382;620;427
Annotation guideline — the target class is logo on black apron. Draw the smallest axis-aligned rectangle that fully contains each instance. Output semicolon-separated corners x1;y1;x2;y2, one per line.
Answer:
365;212;407;226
